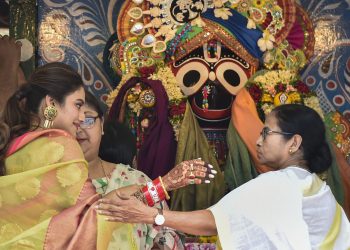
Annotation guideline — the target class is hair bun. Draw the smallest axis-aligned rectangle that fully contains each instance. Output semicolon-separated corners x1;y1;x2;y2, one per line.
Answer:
309;141;332;173
15;84;32;101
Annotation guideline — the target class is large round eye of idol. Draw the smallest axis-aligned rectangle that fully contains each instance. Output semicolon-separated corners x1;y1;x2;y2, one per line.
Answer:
174;59;209;96
215;61;248;95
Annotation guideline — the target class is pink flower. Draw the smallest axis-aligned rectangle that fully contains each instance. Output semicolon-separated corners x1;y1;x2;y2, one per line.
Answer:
248;84;262;103
295;80;310;94
169;101;186;116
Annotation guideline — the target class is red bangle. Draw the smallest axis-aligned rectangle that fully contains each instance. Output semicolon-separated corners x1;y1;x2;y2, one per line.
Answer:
153;177;166;201
146;181;161;204
141;185;155;207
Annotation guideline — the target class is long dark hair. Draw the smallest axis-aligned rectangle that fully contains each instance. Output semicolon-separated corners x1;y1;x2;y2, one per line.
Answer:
272;104;332;173
0;62;84;176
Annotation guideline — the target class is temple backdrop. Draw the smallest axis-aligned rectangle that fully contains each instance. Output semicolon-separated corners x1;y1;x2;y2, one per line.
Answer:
35;0;350;116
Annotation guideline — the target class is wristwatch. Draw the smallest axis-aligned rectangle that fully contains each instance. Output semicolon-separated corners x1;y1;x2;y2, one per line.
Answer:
154;208;165;226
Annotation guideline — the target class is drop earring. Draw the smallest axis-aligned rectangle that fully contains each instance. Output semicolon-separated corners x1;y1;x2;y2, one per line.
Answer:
43;104;58;129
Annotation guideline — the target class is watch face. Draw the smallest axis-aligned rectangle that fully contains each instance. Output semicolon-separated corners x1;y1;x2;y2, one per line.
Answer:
155;214;165;225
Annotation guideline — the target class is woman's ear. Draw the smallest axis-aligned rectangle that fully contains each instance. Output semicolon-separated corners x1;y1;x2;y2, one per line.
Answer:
45;95;55;107
290;134;303;152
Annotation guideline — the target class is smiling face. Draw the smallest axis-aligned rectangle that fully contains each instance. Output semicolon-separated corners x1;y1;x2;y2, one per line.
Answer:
76;104;103;162
256;112;295;169
51;87;85;137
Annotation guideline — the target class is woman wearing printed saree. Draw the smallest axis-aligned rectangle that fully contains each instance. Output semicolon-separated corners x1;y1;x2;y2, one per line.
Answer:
76;91;217;249
97;104;350;249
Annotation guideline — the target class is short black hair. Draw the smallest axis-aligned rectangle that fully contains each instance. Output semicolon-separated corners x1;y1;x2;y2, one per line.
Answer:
272;104;332;173
98;120;136;166
84;90;104;118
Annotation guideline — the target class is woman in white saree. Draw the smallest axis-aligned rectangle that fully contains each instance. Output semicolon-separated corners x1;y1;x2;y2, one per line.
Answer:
97;104;350;250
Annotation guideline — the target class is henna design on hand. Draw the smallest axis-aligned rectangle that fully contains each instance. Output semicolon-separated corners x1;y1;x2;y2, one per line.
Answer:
162;159;217;191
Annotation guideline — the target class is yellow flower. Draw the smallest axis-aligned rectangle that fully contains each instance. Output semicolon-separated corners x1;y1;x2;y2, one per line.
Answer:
56;164;82;187
261;93;273;103
332;113;341;124
261;103;274;115
288;92;301;102
335;133;343;143
15;177;41;201
127;93;139;103
257;31;275;51
0;223;23;243
214;8;233;20
304;96;324;119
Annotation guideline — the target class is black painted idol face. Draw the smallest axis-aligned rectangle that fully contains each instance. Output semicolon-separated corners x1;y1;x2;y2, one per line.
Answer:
172;39;252;122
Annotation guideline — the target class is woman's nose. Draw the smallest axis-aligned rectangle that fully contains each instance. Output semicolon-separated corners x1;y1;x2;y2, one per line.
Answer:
256;135;262;147
78;110;85;122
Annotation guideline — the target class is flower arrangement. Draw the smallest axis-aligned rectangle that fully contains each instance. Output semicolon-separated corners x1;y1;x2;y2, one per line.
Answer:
107;65;186;140
324;111;350;162
247;69;323;120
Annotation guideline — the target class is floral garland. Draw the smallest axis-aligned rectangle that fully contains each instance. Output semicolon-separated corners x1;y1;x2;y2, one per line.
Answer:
247;69;323;120
107;66;186;140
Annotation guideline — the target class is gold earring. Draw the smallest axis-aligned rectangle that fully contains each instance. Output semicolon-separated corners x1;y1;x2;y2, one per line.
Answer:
43;105;58;129
289;148;294;154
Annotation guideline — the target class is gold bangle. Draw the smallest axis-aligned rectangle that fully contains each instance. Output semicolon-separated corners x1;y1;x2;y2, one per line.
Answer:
159;176;170;200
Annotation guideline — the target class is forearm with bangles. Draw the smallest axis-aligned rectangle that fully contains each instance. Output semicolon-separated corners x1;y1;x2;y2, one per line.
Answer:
131;176;169;206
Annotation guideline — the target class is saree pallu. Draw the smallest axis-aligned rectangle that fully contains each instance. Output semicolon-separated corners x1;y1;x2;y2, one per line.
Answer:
0;129;129;250
209;167;350;250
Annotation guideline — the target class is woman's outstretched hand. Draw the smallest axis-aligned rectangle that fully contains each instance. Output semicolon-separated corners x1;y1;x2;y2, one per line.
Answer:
96;191;156;224
162;159;217;191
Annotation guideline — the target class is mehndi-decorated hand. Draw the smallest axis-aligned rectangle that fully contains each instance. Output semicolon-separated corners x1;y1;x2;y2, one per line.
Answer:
162;159;217;191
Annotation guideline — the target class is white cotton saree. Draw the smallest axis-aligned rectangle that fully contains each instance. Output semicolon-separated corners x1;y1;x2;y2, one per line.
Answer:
209;167;350;250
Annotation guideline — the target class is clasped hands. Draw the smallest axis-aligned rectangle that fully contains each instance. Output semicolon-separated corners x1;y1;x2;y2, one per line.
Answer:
95;159;218;222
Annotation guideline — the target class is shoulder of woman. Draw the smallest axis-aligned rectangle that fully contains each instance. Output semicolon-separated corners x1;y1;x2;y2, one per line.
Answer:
47;133;84;161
